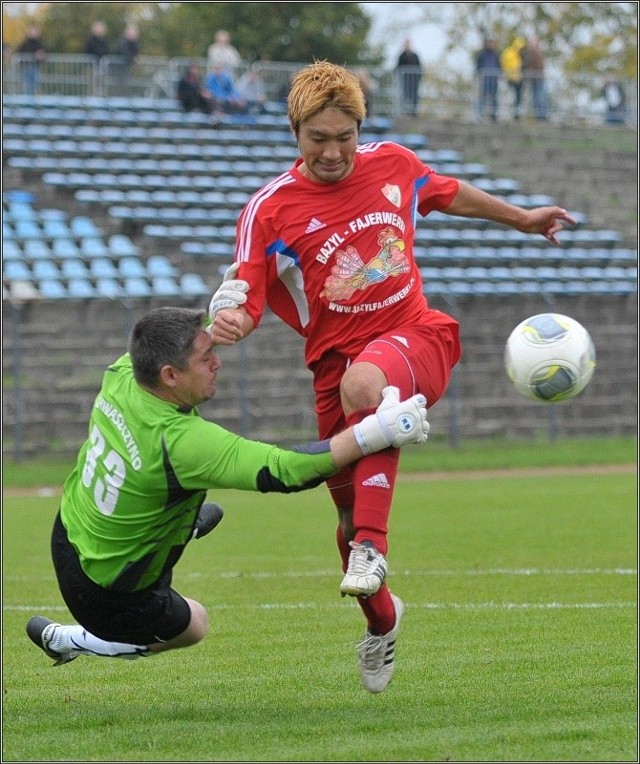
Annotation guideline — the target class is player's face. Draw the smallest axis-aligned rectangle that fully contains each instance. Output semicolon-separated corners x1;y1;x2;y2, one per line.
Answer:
296;107;359;184
176;330;222;406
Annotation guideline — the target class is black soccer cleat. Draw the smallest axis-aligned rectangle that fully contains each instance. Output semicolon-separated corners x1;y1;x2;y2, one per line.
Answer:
26;616;78;666
192;502;224;539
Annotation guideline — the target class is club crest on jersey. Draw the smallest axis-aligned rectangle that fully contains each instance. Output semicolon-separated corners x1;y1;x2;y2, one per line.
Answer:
381;184;401;208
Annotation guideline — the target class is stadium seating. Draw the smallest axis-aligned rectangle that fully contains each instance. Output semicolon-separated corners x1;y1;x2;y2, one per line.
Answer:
2;94;636;303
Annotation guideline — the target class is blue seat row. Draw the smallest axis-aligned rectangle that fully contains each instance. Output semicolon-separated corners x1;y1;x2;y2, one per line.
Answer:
424;279;636;298
7;153;291;175
2;235;139;260
420;265;637;283
3;253;179;280
3;135;300;161
7;273;209;301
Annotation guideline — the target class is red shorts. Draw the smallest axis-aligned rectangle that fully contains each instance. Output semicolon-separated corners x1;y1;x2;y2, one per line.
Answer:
311;322;461;441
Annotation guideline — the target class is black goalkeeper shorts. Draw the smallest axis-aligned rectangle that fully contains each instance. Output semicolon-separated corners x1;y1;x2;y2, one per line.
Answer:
50;511;191;645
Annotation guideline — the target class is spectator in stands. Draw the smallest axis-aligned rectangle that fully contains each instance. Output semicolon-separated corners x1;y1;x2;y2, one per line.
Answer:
113;23;140;95
522;36;547;121
207;29;241;74
15;24;47;95
236;66;268;114
354;68;375;117
601;78;627;125
208;60;577;695
177;62;218;115
276;71;295;105
25;305;428;669
500;36;526;120
85;21;110;60
475;35;501;122
395;39;422;116
205;66;248;115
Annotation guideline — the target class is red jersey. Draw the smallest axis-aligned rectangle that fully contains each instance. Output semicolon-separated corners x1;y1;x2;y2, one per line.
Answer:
234;140;460;367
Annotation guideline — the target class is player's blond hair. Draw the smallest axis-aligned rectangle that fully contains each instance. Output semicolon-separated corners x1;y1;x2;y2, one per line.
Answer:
287;60;367;135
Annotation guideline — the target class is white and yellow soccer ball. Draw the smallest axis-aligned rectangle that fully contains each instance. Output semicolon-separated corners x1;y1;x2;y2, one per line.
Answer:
504;313;596;403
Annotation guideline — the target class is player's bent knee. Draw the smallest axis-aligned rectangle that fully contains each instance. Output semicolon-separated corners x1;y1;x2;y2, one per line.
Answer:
184;599;209;644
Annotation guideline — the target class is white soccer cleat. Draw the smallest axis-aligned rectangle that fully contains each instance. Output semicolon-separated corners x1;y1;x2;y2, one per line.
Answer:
357;593;405;693
340;540;388;597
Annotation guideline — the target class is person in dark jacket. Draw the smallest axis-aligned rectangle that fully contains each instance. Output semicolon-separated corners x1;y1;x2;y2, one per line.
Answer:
113;23;139;95
15;24;47;95
475;36;501;122
85;21;110;60
177;63;218;115
395;39;422;116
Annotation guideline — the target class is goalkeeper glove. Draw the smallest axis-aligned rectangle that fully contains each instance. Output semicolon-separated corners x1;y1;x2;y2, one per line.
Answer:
208;263;249;320
353;386;429;455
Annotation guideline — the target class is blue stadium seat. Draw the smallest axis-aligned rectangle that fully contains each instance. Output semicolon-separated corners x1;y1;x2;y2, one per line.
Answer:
32;260;61;280
39;207;67;221
14;220;43;239
3;240;24;259
95;278;125;298
89;258;119;279
4;260;32;280
119;257;147;278
66;278;96;298
80;238;110;258
488;266;513;281
448;281;474;297
3;221;15;239
38;279;67;299
70;216;101;237
419;267;445;282
123;277;152;298
602;265;628;280
465;266;490;281
22;239;52;260
61;259;90;279
7;201;37;221
609;248;637;264
52;238;82;259
179;273;209;296
516;281;541;296
151;276;181;296
147;255;178;277
108;234;138;257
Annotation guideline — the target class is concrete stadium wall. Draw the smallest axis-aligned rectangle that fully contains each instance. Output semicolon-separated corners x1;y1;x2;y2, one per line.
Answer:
2;291;637;460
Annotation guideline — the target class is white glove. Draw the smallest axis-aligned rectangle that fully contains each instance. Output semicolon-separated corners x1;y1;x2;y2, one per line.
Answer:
353;386;429;455
208;263;249;320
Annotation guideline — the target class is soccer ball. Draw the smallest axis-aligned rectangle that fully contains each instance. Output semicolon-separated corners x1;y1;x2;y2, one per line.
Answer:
504;313;596;403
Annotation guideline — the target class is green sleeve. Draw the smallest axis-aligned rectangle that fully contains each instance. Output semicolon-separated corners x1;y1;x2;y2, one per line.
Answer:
169;417;337;492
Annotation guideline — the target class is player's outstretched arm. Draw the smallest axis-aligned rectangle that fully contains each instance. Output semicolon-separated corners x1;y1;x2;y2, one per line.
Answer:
444;180;577;245
332;386;429;466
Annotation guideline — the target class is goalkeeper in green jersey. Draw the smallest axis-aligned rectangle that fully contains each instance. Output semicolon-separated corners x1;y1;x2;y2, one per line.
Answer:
26;306;428;666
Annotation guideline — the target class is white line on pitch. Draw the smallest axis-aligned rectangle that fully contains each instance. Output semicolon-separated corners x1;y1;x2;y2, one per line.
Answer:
4;601;637;613
4;567;637;584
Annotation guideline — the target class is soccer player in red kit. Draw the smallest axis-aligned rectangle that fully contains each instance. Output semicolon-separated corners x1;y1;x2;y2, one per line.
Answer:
209;60;576;693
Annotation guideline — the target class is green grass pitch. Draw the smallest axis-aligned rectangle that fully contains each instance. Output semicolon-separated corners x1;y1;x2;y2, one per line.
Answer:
2;468;637;761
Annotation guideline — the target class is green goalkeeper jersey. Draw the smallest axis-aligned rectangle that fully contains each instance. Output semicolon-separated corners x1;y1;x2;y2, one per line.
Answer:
61;353;336;591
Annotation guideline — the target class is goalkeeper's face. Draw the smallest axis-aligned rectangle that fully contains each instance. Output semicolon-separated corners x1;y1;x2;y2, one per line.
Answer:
170;330;222;407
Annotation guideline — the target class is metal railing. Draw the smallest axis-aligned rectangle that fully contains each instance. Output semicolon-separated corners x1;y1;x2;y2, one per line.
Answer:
3;53;636;126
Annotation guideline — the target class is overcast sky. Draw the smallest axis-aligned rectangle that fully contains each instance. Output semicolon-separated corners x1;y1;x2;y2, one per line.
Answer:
361;2;459;72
